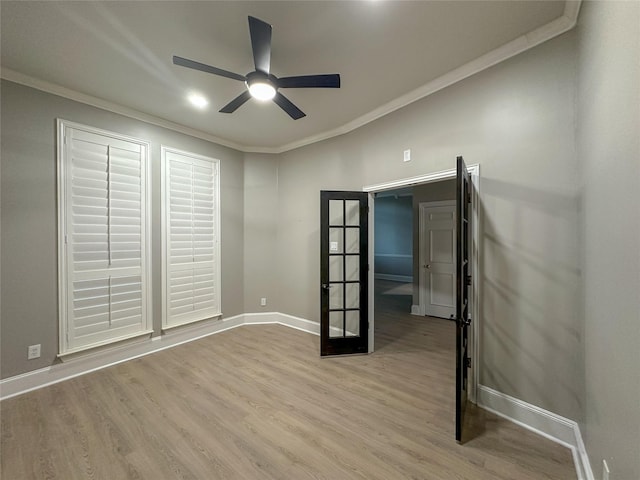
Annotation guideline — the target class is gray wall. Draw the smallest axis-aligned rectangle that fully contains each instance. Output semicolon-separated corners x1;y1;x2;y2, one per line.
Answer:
243;153;279;313
411;179;456;305
0;80;245;378
273;32;582;420
374;194;412;278
577;2;640;478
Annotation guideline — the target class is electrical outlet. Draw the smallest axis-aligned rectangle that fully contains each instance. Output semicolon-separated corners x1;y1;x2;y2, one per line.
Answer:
602;460;610;480
260;298;267;306
27;344;41;360
403;149;411;162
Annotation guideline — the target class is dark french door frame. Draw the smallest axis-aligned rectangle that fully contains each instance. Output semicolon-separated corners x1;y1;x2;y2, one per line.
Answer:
362;164;480;405
320;191;369;356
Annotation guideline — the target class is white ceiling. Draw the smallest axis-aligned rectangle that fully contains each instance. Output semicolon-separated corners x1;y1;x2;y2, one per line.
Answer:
1;1;575;152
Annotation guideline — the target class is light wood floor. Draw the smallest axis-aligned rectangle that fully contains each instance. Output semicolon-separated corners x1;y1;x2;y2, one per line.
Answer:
1;281;576;479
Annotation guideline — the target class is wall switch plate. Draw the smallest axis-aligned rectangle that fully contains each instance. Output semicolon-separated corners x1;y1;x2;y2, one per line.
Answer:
260;298;267;306
28;344;41;360
602;460;610;480
403;149;411;162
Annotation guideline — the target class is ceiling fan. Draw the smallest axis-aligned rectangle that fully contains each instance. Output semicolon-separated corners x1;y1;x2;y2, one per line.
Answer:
173;16;341;120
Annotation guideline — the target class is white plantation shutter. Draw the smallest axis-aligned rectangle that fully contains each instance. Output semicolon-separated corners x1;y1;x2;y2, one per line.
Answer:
162;147;220;329
58;121;151;354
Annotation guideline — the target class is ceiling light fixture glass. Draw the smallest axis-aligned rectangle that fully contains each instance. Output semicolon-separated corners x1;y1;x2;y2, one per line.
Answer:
188;92;209;109
246;71;277;101
248;81;276;101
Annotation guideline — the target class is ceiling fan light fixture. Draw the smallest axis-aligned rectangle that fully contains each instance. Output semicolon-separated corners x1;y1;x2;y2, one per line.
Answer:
248;81;276;101
173;16;339;119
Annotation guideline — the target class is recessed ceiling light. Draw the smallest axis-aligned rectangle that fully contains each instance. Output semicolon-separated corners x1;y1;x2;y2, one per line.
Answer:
187;92;209;109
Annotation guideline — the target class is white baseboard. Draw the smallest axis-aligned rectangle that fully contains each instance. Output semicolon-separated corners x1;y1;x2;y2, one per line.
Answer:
477;385;593;480
244;312;320;336
411;304;422;316
0;313;319;401
374;273;413;283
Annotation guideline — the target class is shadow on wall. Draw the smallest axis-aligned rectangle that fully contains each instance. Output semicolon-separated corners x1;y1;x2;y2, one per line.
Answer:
478;176;583;418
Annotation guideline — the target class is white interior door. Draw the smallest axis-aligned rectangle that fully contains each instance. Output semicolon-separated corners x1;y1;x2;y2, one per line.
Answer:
419;202;456;319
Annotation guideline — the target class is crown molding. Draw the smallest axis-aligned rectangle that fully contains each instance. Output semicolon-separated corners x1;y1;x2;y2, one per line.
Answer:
0;68;248;153
275;0;582;153
1;1;581;155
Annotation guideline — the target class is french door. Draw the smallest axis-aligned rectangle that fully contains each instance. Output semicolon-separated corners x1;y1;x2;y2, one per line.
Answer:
456;156;472;442
319;162;472;442
320;191;369;356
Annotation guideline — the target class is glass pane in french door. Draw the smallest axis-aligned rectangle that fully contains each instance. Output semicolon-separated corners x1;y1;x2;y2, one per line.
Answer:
328;198;361;339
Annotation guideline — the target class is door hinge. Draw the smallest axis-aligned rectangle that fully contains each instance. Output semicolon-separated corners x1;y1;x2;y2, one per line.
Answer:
467;192;472;204
465;357;471;369
466;275;472;286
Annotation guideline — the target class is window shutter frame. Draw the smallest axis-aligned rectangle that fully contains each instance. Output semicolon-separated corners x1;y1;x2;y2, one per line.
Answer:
57;119;152;355
161;146;221;330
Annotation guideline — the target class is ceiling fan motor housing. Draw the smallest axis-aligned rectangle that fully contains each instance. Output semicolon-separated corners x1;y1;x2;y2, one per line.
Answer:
246;71;278;90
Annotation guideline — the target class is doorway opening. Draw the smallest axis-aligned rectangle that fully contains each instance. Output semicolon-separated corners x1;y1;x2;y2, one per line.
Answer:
371;187;414;352
372;181;456;354
364;164;479;404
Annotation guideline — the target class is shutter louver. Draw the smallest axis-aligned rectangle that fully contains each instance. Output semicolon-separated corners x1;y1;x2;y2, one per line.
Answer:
60;123;150;354
163;148;220;328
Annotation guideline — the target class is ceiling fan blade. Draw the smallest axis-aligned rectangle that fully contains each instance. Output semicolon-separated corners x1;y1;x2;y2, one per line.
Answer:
248;16;272;74
273;92;306;120
219;91;252;113
277;74;341;89
173;55;245;82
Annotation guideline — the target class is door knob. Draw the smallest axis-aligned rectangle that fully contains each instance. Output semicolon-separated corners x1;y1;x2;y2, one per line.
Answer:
423;264;431;269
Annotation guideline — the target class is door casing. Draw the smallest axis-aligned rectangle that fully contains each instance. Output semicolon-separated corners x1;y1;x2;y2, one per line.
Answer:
364;164;480;403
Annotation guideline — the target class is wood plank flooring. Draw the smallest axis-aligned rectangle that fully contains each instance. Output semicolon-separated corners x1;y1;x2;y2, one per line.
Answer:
1;281;576;479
